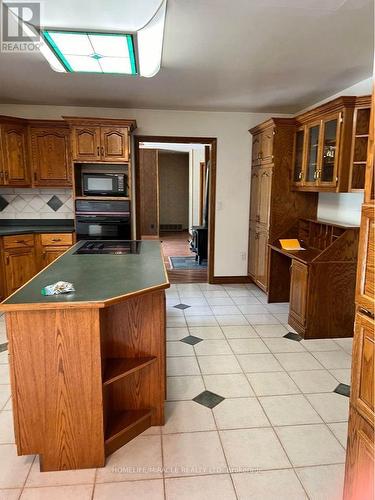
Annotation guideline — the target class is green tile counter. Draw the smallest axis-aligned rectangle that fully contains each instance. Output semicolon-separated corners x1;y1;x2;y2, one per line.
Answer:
0;240;168;472
1;240;169;309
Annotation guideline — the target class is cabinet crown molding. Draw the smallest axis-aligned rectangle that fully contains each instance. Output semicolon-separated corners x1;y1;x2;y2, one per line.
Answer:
295;95;371;124
249;117;296;135
62;116;137;131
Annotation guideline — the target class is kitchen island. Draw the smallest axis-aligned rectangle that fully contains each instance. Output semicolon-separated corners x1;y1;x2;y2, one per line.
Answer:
0;240;169;472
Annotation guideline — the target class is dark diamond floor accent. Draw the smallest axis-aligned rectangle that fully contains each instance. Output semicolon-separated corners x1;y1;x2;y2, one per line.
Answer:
180;335;203;346
284;332;303;342
47;195;63;212
334;383;350;397
0;343;8;353
174;303;191;310
0;195;9;212
193;390;225;409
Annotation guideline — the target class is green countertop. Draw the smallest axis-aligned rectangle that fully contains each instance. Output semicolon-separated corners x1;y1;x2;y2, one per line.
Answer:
0;225;74;236
1;240;169;310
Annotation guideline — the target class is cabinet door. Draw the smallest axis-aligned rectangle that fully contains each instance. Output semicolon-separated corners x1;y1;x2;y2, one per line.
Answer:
100;127;129;162
258;168;272;227
41;246;69;269
252;134;261;166
4;247;37;295
72;127;100;161
289;261;308;326
30;127;72;186
261;128;274;163
356;204;374;314
318;113;341;188
304;122;321;186
249;168;259;222
1;124;30;186
248;224;258;278
256;228;269;290
292;127;305;185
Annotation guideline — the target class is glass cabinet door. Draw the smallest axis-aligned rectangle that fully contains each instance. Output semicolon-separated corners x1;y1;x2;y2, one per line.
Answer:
320;115;340;185
293;128;305;183
305;124;320;183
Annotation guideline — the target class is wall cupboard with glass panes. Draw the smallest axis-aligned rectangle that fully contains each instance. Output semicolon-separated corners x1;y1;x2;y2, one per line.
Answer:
292;95;371;192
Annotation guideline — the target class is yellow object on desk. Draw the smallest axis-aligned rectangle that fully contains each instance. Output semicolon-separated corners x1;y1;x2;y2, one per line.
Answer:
279;239;305;251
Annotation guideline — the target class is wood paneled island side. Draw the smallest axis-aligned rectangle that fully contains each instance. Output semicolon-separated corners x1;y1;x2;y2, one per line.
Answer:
0;241;169;471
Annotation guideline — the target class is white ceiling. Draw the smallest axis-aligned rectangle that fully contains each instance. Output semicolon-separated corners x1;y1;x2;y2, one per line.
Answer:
0;0;373;112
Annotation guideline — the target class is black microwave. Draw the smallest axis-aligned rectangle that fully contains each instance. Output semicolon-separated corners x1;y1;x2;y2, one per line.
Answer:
82;173;128;197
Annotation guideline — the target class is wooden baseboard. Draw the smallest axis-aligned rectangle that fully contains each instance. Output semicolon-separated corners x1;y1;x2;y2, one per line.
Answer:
211;275;252;284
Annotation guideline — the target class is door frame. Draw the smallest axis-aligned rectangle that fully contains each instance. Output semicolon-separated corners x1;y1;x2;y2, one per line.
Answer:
134;135;217;283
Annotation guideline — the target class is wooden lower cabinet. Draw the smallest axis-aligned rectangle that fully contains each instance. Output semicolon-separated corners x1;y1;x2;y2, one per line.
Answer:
289;261;308;328
4;247;37;295
248;224;268;291
40;246;70;267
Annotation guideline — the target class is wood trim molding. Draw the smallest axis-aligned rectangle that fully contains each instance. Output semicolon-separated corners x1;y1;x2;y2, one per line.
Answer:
249;118;296;135
211;275;252;284
62;116;137;131
134;135;217;284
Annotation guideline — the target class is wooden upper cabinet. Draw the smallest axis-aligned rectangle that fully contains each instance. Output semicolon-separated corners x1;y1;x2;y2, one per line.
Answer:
0;121;30;186
319;112;342;188
260;128;274;163
64;117;136;163
100;127;129;162
71;127;101;161
356;204;374;315
292;127;305;186
252;134;261;166
258;168;272;226
29;124;72;186
249;168;260;222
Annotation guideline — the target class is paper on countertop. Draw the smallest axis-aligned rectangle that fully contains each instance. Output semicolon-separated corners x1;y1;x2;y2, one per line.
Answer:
279;239;305;251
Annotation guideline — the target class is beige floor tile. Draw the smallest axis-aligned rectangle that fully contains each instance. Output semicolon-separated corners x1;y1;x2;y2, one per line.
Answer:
306;393;349;422
184;306;214;316
313;351;352;370
167;308;185;317
238;304;268;315
163;431;227;477
25;457;95;487
188;327;225;339
333;338;353;353
186;316;218;327
213;398;269;429
176;297;208;306
167;357;200;376
263;338;305;353
167;317;187;328
0;351;8;365
194;340;232;356
163;401;216;434
275;424;345;467
275;352;323;371
210;305;241;315
206;297;235;306
226;289;253;297
179;292;205;299
259;395;322;426
328;422;348;448
167;341;195;357
96;435;162;482
295;464;345;500
21;485;93;500
204;373;254;397
203;291;230;298
264;303;290;313
329;369;351;385
221;325;258;339
237;354;283;373
165;474;236;500
141;426;162;436
232;296;261;305
301;339;341;352
0;412;14;444
220;428;290;471
245;314;279;325
232;469;307;500
0;445;33;488
93;479;164;500
166;327;189;341
253;325;288;338
215;316;249;327
167;376;205;401
0;387;11;411
0;365;10;385
272;313;289;323
228;338;269;354
247;372;300;396
289;370;339;393
0;489;22;500
197;355;242;374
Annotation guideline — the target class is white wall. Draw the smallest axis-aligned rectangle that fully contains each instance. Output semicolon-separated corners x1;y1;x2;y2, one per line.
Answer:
0;104;272;276
191;148;205;228
296;77;373;226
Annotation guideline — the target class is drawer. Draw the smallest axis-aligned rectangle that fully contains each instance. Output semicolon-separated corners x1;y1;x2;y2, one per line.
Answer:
40;233;73;246
3;234;34;249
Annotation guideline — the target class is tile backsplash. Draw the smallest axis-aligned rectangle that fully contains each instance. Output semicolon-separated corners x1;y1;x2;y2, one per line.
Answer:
0;188;74;219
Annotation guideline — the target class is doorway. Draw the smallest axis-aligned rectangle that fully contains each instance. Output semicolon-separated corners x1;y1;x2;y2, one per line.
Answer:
134;136;217;283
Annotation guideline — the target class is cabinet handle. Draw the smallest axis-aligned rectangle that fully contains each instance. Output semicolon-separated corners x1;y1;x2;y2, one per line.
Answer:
313;171;317;180
298;172;303;180
51;238;62;242
34;172;37;182
97;146;100;156
15;239;26;244
5;255;9;265
4;171;8;182
359;307;375;319
101;146;104;156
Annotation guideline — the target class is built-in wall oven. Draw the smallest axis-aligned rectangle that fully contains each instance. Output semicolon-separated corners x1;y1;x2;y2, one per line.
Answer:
75;200;131;241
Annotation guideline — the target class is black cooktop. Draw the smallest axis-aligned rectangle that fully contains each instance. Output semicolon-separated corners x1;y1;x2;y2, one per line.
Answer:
74;240;142;255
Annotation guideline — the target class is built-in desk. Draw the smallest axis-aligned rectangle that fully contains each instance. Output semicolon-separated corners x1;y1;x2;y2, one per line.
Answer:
268;219;359;339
